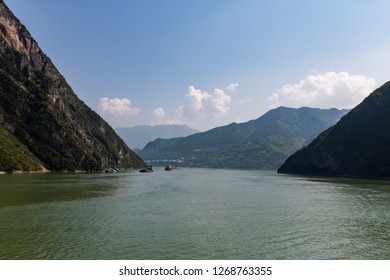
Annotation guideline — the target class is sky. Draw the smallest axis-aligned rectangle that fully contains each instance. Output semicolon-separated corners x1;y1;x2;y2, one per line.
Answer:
4;0;390;131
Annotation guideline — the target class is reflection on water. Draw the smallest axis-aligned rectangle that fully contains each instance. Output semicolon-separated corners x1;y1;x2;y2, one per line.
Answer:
0;169;389;260
0;173;125;207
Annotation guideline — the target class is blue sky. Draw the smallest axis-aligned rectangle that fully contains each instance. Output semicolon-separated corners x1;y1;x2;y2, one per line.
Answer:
5;0;390;131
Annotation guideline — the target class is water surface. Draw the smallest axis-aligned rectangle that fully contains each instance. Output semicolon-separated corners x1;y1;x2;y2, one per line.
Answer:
0;168;389;259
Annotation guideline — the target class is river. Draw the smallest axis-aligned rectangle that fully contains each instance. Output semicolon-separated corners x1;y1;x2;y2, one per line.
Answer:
0;168;389;259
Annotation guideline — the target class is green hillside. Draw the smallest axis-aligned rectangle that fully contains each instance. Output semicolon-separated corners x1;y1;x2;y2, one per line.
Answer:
278;81;390;179
0;125;44;172
140;107;348;170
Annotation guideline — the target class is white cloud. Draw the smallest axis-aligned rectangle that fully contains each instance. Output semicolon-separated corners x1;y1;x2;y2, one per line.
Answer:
146;84;235;130
183;85;232;119
208;88;232;115
99;97;141;116
268;72;377;109
151;107;165;119
183;86;209;118
225;83;239;92
149;106;187;126
150;107;166;125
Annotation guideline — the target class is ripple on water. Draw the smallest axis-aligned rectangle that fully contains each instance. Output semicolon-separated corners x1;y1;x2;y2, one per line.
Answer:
1;169;390;259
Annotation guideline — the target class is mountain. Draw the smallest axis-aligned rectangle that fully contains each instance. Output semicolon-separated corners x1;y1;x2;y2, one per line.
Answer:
115;124;199;149
139;107;348;169
0;125;44;173
0;1;144;172
278;81;390;179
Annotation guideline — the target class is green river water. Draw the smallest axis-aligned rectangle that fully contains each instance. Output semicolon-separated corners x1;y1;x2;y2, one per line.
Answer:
0;168;389;259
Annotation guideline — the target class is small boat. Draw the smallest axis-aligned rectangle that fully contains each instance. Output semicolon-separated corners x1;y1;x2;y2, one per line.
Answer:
139;165;153;173
165;165;177;171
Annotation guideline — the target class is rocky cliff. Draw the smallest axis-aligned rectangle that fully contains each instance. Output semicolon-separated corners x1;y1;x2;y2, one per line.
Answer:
0;1;144;172
278;81;390;179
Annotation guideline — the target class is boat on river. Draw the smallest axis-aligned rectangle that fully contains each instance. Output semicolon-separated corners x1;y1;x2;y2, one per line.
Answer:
165;165;177;171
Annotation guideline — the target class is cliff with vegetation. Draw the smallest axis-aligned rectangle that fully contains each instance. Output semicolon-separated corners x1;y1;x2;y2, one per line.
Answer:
140;107;348;170
0;1;144;172
278;81;390;179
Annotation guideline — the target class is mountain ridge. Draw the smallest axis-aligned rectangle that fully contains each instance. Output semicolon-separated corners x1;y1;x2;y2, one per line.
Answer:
278;81;390;179
140;107;349;169
0;1;144;172
115;124;199;150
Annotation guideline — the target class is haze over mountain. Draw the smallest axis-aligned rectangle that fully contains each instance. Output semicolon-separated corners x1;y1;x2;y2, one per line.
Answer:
140;107;348;170
0;1;144;172
278;81;390;179
115;124;199;150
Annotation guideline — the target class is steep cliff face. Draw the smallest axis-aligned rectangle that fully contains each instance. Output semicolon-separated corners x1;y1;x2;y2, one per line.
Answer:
0;1;144;171
278;81;390;179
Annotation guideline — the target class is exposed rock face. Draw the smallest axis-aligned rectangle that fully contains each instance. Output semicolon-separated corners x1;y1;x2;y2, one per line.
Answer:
278;81;390;179
0;1;144;171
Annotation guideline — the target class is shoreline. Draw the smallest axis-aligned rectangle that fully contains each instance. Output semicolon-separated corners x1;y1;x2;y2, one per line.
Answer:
0;165;51;175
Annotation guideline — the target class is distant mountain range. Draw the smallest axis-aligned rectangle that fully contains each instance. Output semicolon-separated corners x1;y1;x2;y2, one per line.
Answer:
139;107;349;170
115;125;199;150
0;1;144;172
278;81;390;179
